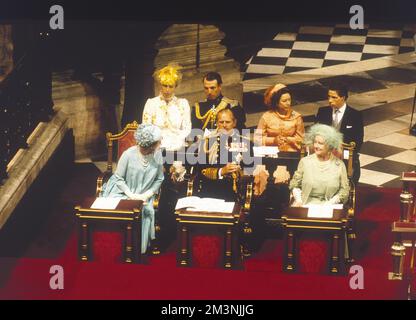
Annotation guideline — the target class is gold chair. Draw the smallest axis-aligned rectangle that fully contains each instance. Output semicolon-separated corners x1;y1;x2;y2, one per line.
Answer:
281;141;357;274
296;141;357;261
185;167;254;217
96;121;162;255
96;121;138;196
341;141;357;263
261;147;306;228
75;198;143;263
180;165;254;263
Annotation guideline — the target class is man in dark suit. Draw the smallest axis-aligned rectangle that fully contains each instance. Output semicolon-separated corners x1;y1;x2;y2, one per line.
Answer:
315;84;363;184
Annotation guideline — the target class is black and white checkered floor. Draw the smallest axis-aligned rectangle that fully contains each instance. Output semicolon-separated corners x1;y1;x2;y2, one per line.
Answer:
244;24;415;80
359;132;416;188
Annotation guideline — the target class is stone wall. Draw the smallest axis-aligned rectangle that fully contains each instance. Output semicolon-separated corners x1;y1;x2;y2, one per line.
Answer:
0;25;13;82
52;71;106;160
0;110;71;229
52;71;125;160
154;24;243;106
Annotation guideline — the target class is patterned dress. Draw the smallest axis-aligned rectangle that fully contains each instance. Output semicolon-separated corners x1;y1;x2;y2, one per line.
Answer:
142;95;191;151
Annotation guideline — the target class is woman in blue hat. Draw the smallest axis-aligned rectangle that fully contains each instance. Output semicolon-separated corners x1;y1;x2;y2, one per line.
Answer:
101;123;164;254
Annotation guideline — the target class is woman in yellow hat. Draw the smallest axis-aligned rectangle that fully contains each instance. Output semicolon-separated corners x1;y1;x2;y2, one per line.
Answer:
142;63;191;151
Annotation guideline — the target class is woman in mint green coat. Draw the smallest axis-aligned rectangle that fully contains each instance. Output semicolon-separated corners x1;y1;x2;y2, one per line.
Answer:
289;124;349;206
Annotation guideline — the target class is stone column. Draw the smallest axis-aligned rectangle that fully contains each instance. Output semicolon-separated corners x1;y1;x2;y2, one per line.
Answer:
154;24;242;106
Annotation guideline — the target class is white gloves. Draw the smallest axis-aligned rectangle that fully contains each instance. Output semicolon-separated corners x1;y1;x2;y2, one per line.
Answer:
129;190;154;202
292;188;303;206
292;188;302;203
141;190;154;201
130;194;147;201
170;161;186;182
325;195;340;205
290;188;341;206
124;189;135;200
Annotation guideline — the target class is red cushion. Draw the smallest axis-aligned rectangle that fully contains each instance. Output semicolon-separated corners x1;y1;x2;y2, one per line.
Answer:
117;131;137;160
191;235;222;268
298;238;329;274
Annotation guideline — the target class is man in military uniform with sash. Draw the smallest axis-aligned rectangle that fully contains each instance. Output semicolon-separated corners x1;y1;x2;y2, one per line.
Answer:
195;108;254;202
192;72;246;134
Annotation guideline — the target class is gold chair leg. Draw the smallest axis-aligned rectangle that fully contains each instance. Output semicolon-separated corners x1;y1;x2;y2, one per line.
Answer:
178;224;189;267
124;223;133;263
346;232;356;264
151;223;161;255
330;233;340;274
80;222;89;261
242;222;252;257
224;227;233;269
284;231;296;272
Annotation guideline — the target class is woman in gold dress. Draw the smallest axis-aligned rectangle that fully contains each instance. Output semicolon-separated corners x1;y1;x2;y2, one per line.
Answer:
255;83;304;151
253;84;305;196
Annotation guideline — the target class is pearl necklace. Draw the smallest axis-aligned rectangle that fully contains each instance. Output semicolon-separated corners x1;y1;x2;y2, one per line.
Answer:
138;150;153;168
314;154;331;172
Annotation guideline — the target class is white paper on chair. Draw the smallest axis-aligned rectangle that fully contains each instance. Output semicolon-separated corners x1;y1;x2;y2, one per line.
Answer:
343;149;349;160
175;196;235;213
91;197;121;210
303;204;343;218
253;146;279;157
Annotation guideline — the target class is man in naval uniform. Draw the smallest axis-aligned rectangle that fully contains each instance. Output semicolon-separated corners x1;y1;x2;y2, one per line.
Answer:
192;72;246;135
195;108;254;202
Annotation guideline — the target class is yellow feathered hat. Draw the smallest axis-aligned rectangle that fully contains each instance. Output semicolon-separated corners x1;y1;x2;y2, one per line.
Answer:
154;63;183;86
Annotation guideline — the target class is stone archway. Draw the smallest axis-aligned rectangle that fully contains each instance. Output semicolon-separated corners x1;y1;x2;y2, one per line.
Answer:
153;24;243;107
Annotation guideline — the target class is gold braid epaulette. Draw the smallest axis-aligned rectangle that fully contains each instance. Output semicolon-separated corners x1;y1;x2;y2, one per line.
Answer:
194;103;212;120
194;99;231;130
221;97;239;107
201;168;219;180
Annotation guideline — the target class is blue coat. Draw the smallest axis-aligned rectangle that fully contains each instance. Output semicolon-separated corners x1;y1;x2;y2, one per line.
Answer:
101;146;164;253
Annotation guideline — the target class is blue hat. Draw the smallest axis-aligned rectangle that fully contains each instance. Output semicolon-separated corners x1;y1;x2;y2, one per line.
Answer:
134;124;162;148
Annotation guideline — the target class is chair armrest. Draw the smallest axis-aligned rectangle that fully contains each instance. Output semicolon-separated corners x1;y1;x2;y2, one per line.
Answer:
96;171;113;197
347;180;356;218
185;169;198;197
153;189;161;210
241;175;254;213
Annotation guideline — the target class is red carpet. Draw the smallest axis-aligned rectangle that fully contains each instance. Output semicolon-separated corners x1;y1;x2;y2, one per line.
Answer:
0;164;412;299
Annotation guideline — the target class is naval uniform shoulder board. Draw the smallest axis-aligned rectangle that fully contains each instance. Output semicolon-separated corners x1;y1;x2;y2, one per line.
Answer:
221;97;239;107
